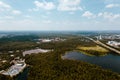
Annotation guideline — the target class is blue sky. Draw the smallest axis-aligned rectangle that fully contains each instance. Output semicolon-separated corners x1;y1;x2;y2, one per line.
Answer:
0;0;120;31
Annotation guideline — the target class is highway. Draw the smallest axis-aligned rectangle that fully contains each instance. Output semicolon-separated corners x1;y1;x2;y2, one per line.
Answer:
86;37;120;54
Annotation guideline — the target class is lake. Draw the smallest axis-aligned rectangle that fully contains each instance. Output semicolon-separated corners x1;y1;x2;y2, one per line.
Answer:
62;51;120;73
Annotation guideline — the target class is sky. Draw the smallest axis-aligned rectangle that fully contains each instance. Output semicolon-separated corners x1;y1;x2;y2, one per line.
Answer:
0;0;120;31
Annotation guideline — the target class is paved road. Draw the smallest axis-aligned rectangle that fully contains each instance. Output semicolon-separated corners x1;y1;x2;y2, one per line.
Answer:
86;37;120;54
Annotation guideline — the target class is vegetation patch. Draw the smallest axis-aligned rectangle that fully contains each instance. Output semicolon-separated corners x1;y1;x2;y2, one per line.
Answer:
77;45;109;56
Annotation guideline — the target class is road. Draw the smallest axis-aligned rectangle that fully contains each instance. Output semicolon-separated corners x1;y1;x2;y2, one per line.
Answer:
86;37;120;54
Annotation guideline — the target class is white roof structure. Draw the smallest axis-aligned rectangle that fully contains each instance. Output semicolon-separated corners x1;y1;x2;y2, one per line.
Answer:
107;41;120;46
0;60;26;77
23;49;51;56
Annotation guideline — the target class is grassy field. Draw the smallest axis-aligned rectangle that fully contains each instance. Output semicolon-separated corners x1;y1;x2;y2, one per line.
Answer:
77;45;109;56
77;46;109;52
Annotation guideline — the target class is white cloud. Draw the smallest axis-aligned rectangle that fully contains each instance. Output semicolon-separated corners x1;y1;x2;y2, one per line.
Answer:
106;4;120;8
19;19;35;24
41;15;48;18
4;16;14;19
24;15;31;18
42;20;52;24
12;10;22;15
98;12;120;20
0;1;11;12
33;1;55;11
0;15;14;21
69;12;75;14
58;0;82;11
10;19;35;25
0;1;22;17
104;0;120;4
82;11;95;18
98;13;103;17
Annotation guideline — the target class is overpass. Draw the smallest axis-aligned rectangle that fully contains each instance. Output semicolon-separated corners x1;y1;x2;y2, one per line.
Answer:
86;37;120;55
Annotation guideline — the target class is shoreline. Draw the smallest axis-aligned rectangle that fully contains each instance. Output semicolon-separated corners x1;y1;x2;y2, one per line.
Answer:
61;51;120;75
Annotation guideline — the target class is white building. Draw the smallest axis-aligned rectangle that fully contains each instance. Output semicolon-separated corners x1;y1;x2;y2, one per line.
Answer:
107;41;120;46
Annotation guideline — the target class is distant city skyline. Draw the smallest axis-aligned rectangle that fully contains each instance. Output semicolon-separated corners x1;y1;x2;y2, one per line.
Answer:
0;0;120;31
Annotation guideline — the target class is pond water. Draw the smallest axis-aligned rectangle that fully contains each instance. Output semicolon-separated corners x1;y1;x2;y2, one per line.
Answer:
62;51;120;73
14;67;29;80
